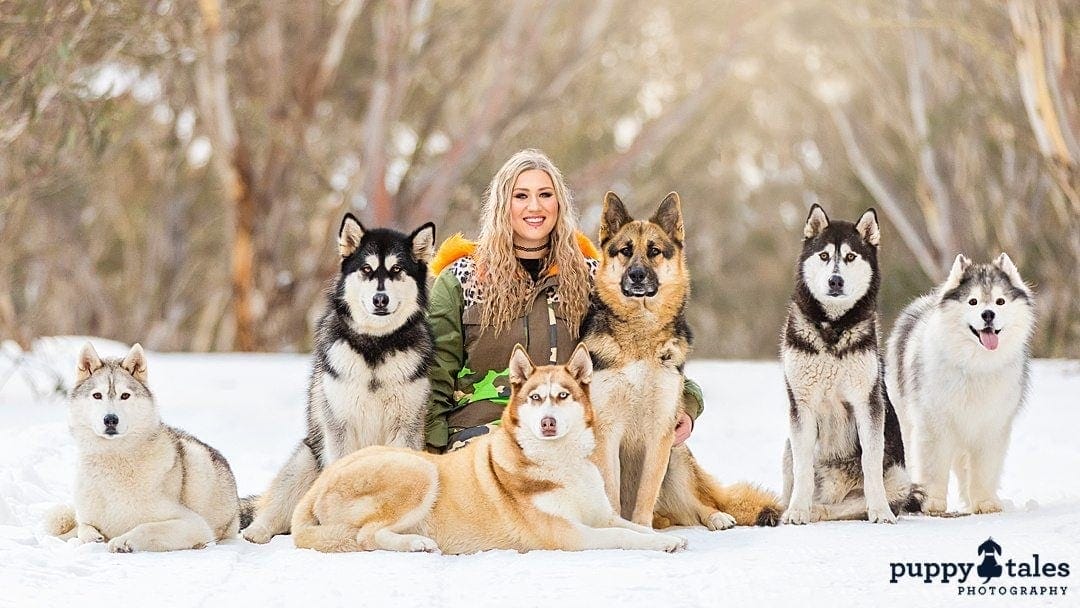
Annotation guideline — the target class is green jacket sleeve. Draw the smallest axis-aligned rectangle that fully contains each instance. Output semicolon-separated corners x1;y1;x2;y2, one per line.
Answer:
682;376;704;422
425;270;466;450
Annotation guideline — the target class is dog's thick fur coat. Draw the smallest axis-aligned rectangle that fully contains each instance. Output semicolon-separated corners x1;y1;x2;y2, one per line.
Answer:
44;343;239;552
291;344;687;554
582;192;781;529
242;216;436;543
886;253;1035;514
780;205;921;524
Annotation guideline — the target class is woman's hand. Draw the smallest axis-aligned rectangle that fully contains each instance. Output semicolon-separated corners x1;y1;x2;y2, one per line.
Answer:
673;412;693;446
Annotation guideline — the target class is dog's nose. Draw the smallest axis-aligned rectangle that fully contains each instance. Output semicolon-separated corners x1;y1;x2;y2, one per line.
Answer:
828;274;844;292
627;266;647;283
103;414;119;427
981;309;995;324
372;292;389;310
540;416;557;437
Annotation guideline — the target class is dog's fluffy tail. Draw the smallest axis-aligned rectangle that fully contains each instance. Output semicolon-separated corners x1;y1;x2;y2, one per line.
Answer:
42;504;77;538
238;494;259;530
894;483;925;515
290;489;362;553
721;481;783;527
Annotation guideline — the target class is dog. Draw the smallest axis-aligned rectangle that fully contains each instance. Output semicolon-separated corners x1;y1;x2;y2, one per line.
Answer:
43;343;239;552
291;344;687;554
780;204;921;524
886;253;1035;514
241;214;436;543
581;191;781;530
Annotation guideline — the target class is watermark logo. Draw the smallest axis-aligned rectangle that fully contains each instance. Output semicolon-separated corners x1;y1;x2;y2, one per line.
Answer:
890;537;1070;597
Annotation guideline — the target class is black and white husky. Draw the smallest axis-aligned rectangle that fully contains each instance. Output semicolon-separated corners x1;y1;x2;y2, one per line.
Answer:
886;253;1035;515
241;214;436;544
779;204;921;524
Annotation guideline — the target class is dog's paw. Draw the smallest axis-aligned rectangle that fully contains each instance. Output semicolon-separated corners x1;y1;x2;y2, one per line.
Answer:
781;506;812;525
867;505;898;524
972;499;1003;515
922;497;948;515
406;536;440;553
705;511;736;531
657;338;685;368
241;525;274;544
77;524;105;544
107;535;136;553
657;533;688;553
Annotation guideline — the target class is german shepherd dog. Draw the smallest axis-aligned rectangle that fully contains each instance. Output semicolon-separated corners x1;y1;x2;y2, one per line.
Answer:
581;192;781;529
291;344;687;554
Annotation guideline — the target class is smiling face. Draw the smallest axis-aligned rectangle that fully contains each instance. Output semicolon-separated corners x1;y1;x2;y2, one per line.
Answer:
509;169;559;250
938;254;1035;354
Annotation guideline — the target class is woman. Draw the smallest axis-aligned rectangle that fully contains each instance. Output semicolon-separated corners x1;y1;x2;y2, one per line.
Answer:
425;149;702;451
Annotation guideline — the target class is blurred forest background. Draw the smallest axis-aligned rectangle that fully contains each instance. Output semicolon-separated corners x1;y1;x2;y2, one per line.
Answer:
1;0;1078;358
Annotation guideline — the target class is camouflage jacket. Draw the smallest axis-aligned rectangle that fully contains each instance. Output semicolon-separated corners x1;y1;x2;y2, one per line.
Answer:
424;233;704;451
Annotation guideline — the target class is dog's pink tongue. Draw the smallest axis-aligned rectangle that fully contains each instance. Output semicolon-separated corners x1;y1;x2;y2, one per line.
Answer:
979;329;999;351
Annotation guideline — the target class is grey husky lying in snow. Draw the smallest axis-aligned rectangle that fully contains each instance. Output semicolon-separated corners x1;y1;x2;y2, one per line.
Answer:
45;343;240;552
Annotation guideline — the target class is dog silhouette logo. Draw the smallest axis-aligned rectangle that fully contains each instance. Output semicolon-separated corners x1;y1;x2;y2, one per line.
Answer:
977;538;1003;583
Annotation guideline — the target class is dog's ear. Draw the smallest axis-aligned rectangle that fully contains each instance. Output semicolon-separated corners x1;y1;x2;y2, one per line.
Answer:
121;343;148;383
508;344;535;385
650;192;684;244
993;252;1030;294
338;213;365;259
943;253;972;291
565;343;593;385
600;192;633;246
76;342;104;382
409;222;436;265
803;204;829;239
856;208;880;246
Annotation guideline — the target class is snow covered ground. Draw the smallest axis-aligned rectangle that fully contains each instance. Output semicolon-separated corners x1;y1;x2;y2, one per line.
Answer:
1;337;1077;607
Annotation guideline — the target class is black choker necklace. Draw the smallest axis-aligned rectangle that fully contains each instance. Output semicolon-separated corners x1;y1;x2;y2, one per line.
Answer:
513;242;550;252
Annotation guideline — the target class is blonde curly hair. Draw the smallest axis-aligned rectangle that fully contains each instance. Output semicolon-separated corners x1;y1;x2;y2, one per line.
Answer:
474;149;591;337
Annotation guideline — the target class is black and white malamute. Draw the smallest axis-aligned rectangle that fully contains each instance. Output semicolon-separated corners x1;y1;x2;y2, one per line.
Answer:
242;214;436;543
779;204;921;524
886;253;1035;515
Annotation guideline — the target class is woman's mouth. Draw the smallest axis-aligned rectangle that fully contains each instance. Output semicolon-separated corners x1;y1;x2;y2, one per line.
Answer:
523;216;547;228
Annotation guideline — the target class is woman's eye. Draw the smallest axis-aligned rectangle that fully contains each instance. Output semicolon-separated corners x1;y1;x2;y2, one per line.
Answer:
92;392;102;400
844;253;856;263
819;252;830;261
996;298;1005;306
120;393;130;400
968;298;978;306
514;193;527;199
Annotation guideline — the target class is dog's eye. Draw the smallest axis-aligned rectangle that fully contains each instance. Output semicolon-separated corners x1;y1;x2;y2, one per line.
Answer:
995;298;1005;306
968;298;978;306
557;391;569;399
120;392;130;400
390;265;401;274
647;246;661;257
844;253;856;263
361;265;373;274
92;392;102;400
619;245;633;257
529;394;542;401
818;252;830;262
